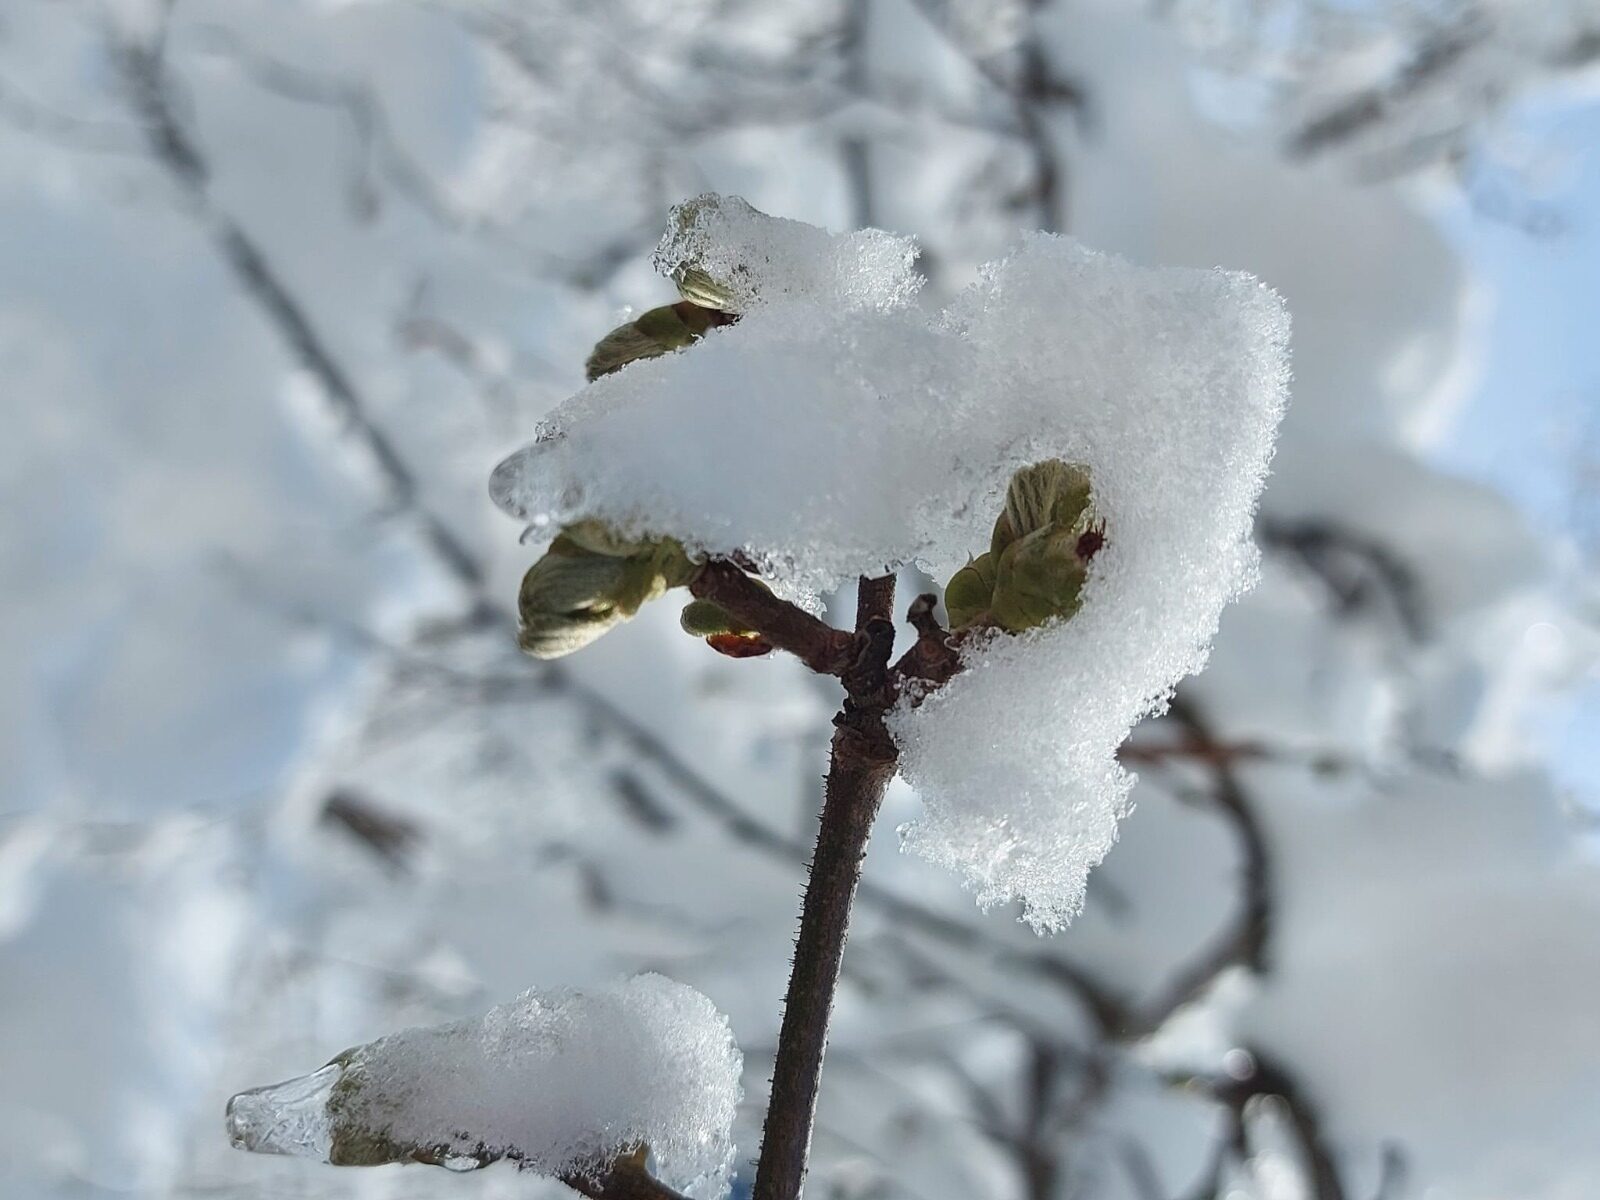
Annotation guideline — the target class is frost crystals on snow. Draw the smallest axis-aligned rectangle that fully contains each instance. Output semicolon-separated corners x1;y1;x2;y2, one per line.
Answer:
491;194;1290;931
226;975;742;1195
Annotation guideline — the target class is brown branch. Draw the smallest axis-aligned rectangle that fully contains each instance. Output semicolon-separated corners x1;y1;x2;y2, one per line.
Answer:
689;560;855;675
1133;694;1271;1032
1018;1044;1064;1200
843;574;898;703
298;601;1127;1036
905;0;1084;233
836;0;875;232
115;38;486;597
1258;518;1426;642
1372;1144;1408;1200
890;594;964;696
1287;22;1485;160
1198;1053;1348;1200
752;577;899;1200
319;790;422;873
1118;737;1268;769
855;573;897;627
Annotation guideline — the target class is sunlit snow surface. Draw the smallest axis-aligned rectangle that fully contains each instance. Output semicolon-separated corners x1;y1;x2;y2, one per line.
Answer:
226;975;742;1196
492;197;1290;928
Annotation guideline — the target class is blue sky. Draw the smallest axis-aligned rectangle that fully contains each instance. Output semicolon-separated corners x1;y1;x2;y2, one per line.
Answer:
1437;95;1600;803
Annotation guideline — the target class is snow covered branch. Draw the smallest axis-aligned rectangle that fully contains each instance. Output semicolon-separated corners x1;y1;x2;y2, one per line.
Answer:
472;193;1287;1199
210;181;1291;1198
227;977;741;1196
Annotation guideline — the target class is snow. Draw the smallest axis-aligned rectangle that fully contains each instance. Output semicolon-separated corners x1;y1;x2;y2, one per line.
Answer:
1145;767;1600;1200
1239;771;1600;1199
227;974;742;1195
652;193;922;314
6;3;1600;1199
493;198;1290;929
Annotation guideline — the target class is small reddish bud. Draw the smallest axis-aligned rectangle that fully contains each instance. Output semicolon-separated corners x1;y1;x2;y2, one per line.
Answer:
706;633;774;659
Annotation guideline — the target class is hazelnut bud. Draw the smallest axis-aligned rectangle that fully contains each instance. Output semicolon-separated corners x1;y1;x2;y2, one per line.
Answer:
516;527;696;659
945;460;1104;634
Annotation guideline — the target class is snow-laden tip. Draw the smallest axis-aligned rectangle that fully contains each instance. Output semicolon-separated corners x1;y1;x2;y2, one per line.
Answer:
227;1061;339;1160
653;191;922;314
225;975;743;1195
492;195;1290;930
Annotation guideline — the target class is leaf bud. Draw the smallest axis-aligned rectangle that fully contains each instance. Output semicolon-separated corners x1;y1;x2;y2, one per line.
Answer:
945;460;1104;634
516;528;696;659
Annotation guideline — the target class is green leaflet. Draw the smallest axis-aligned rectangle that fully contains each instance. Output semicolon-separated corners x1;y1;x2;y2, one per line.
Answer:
944;460;1104;634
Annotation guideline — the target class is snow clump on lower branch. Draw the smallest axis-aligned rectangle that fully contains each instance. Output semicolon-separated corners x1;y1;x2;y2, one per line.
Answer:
492;195;1290;931
225;974;743;1196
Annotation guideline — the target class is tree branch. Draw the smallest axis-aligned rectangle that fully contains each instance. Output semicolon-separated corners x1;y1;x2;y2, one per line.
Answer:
115;37;486;597
1202;1053;1348;1200
1258;518;1426;642
1132;694;1272;1032
753;576;899;1200
689;560;855;675
890;593;964;696
906;0;1084;233
1287;22;1484;160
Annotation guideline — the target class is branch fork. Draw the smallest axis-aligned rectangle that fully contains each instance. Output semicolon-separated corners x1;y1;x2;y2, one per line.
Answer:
690;567;925;1200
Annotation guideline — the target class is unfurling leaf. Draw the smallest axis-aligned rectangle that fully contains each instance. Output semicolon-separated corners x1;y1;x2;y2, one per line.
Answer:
992;459;1093;557
944;460;1104;633
943;552;997;630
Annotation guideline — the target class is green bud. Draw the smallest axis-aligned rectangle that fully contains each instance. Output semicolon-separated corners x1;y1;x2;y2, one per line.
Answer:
992;459;1093;557
679;578;774;657
680;598;751;638
677;567;776;638
325;1052;435;1167
585;301;732;382
560;518;651;559
639;535;698;592
990;526;1090;632
658;194;749;311
946;460;1104;634
944;552;997;630
557;521;696;587
675;582;774;659
585;320;667;383
632;302;705;347
517;540;634;659
516;529;696;659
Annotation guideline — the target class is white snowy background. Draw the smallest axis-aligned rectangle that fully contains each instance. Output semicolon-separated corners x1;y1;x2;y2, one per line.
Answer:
2;2;1598;1199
